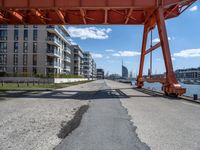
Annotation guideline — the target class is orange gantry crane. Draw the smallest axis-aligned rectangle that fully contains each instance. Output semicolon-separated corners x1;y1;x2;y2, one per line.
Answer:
0;0;197;96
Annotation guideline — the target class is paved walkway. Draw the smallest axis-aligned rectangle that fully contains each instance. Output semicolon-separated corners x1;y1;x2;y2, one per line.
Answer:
55;80;150;150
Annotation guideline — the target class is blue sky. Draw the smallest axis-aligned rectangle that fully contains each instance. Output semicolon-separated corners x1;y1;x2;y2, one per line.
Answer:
67;2;200;76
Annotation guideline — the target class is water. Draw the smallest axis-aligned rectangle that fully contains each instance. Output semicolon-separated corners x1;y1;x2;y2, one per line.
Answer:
132;81;200;98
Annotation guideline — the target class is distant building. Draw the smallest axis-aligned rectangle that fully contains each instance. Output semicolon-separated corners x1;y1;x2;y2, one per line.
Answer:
0;25;72;76
175;67;200;80
83;52;96;79
92;59;97;79
71;45;83;76
122;62;128;79
109;74;121;80
97;69;104;79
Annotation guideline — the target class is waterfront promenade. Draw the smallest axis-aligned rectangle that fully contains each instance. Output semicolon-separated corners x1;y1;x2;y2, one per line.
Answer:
1;80;200;150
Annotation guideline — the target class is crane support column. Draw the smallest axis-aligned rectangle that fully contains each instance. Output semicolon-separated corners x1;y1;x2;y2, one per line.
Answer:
136;22;149;88
136;6;186;96
155;7;186;96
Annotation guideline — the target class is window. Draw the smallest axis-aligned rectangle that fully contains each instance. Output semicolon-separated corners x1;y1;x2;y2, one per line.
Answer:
23;42;28;53
33;42;37;53
0;25;7;28
33;67;37;74
33;25;38;28
14;25;19;28
14;30;19;40
23;67;27;73
0;42;7;53
0;30;7;40
33;30;37;41
0;54;7;65
13;54;18;65
33;55;37;66
23;54;28;65
14;42;18;53
24;25;28;28
13;67;18;73
24;29;28;41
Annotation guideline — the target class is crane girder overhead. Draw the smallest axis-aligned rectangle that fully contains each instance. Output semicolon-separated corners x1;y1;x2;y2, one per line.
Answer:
0;0;196;96
0;0;196;24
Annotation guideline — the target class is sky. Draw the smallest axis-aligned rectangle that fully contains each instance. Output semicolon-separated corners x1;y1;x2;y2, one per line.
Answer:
67;1;200;76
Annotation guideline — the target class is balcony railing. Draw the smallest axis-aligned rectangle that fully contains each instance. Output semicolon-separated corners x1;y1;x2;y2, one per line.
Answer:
46;37;61;45
47;62;59;67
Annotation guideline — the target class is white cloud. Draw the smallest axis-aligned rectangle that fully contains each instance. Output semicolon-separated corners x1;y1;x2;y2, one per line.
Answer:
67;27;112;40
105;49;115;52
174;48;200;58
171;57;176;61
152;37;173;43
112;51;140;57
152;38;160;43
189;5;198;12
91;53;103;58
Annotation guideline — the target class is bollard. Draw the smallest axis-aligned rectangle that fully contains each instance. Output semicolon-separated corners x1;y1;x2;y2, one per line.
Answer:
193;94;198;100
17;81;19;87
1;80;4;87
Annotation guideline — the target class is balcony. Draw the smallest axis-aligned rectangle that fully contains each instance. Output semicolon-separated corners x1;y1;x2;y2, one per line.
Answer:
46;49;60;57
64;47;71;54
46;37;61;46
64;57;71;63
63;66;70;72
46;61;60;68
46;26;71;44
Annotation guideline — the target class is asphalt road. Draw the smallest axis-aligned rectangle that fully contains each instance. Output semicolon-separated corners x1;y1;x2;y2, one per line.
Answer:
55;80;150;150
1;79;200;150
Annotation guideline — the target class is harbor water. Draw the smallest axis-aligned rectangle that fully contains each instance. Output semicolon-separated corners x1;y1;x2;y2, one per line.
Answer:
132;81;200;98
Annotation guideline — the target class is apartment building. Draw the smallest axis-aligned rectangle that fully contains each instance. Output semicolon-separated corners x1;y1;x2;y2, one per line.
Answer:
92;59;97;79
0;25;72;76
83;52;93;78
71;45;83;76
97;68;104;79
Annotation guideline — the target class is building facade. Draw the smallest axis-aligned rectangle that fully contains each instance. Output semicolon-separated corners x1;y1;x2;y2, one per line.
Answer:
92;59;97;79
83;52;93;78
97;69;104;79
82;52;97;78
71;45;83;76
0;25;72;76
175;68;200;80
122;64;128;79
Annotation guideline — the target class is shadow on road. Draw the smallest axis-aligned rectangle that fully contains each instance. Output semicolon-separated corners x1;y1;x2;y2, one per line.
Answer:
0;87;156;100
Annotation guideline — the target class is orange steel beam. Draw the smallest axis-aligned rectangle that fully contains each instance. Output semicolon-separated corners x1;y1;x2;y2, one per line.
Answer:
145;42;161;55
55;10;66;24
0;0;196;25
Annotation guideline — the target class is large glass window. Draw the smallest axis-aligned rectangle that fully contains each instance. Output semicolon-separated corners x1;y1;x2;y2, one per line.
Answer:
0;42;7;53
23;54;28;65
33;67;37;74
14;29;19;40
23;42;28;53
14;42;18;53
13;54;18;65
24;29;28;41
33;30;37;41
33;55;37;66
0;54;7;65
33;42;37;53
0;30;7;40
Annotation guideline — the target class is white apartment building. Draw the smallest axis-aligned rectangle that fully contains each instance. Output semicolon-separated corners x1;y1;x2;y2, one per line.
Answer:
71;45;84;76
0;25;72;76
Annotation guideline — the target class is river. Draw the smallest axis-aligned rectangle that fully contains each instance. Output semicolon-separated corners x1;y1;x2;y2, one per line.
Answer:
132;81;200;98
